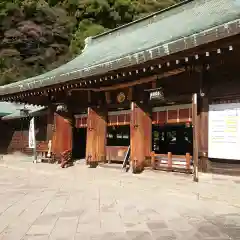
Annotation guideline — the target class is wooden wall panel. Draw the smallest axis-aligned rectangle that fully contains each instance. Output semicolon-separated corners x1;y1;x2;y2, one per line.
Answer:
106;146;129;162
108;115;117;126
179;108;190;120
152;112;158;124
75;115;87;128
158;111;167;124
152;105;192;124
167;110;178;122
130;103;152;172
108;112;130;126
7;129;30;154
86;107;107;162
0;116;48;155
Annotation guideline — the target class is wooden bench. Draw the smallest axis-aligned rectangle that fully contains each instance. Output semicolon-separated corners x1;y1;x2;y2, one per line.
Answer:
151;151;192;173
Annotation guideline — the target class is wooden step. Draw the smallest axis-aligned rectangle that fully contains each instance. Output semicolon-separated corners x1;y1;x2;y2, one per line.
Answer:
209;161;240;176
40;157;52;163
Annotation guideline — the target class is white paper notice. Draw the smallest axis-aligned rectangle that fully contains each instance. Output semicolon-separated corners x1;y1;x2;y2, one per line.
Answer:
208;103;240;160
29;117;36;149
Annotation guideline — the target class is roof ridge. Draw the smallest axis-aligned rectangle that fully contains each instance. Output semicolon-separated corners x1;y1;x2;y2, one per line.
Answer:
90;0;193;44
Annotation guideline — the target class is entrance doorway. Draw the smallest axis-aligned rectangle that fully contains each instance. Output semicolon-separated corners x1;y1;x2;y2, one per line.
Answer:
107;125;130;146
106;125;130;163
72;127;87;160
152;123;193;155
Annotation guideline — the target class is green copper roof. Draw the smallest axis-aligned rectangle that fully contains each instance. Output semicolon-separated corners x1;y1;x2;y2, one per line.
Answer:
1;106;46;120
1;0;240;95
0;102;16;117
0;102;23;116
0;102;43;118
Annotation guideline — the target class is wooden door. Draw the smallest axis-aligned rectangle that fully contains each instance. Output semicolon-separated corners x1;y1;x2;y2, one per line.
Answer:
86;107;107;162
52;113;72;156
130;102;152;171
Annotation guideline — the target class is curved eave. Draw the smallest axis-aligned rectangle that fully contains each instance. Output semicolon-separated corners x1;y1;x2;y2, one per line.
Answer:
0;0;240;96
1;112;28;120
0;112;11;117
1;107;47;121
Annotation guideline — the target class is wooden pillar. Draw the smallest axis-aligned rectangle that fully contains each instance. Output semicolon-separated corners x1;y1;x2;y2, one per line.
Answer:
130;102;152;173
52;113;72;157
86;107;107;165
46;108;54;142
197;65;209;173
192;93;199;182
198;96;209;172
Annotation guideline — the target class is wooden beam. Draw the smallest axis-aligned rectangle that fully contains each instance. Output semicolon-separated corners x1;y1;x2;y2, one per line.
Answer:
105;92;111;104
127;87;133;101
87;90;91;104
152;81;157;89
69;68;185;93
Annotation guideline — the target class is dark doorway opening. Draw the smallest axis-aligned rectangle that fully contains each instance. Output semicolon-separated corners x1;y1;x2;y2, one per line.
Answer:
106;125;130;163
72;127;87;160
152;123;193;155
107;125;130;146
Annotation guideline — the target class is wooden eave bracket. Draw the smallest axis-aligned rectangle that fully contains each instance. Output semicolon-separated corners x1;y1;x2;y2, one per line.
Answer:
68;67;185;94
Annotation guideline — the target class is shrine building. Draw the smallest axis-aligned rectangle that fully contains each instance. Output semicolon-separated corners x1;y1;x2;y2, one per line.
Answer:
1;0;240;174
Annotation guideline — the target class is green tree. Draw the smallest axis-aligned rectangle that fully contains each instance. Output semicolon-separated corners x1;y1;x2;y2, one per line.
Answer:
0;0;75;84
0;0;180;85
70;19;105;55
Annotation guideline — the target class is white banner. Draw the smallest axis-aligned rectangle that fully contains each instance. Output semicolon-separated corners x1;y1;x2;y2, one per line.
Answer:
28;117;36;149
208;103;240;160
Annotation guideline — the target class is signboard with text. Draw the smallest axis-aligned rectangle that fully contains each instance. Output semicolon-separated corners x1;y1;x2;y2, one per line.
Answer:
208;103;240;160
149;88;164;101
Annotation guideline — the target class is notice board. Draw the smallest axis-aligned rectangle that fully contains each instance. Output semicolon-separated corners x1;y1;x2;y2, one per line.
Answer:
208;103;240;160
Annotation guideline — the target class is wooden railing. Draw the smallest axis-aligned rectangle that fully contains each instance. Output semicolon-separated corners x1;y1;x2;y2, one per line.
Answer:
106;146;129;163
36;141;54;163
151;151;192;173
36;141;48;158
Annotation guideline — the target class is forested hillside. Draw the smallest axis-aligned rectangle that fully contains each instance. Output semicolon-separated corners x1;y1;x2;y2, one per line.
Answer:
0;0;180;85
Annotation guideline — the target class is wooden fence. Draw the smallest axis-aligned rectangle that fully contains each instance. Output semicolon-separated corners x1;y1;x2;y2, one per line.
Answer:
151;151;192;173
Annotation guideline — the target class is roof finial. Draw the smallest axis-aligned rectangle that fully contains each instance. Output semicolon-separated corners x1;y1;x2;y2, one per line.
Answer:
83;37;92;52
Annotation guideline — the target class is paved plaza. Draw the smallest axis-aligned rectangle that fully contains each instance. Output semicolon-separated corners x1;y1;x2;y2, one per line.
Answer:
0;156;239;240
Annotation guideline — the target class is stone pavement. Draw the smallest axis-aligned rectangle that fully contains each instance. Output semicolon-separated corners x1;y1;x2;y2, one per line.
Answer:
0;157;239;240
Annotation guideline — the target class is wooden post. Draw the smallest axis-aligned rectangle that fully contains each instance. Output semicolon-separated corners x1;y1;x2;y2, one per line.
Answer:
87;91;91;104
151;151;156;169
197;65;208;173
46;108;54;158
127;88;133;101
167;152;172;171
86;107;107;167
198;97;209;172
105;92;111;104
130;102;152;173
46;108;54;142
192;93;199;182
186;153;191;171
